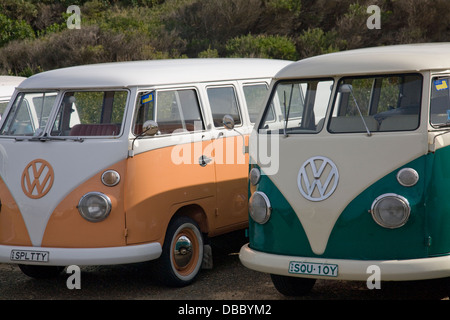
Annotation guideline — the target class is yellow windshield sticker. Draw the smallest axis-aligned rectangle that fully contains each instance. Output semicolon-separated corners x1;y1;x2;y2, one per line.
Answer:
141;92;153;104
435;79;448;91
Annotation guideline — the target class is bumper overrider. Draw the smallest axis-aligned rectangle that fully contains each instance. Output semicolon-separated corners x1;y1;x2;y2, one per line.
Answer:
0;243;161;266
239;244;450;281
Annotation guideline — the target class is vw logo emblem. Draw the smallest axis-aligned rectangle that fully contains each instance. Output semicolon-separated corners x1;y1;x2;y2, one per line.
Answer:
297;156;339;202
21;159;54;199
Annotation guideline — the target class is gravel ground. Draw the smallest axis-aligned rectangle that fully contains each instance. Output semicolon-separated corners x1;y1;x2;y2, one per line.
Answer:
0;232;448;301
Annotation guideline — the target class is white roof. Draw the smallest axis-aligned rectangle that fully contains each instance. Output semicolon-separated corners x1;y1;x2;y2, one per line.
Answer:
276;43;450;79
19;58;292;90
0;76;26;99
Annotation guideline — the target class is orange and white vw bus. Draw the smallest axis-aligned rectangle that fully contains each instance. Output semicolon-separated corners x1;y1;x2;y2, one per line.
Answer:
240;44;450;296
0;58;291;286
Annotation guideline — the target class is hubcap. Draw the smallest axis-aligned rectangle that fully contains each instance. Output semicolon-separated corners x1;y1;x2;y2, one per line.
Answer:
174;235;193;268
171;227;200;277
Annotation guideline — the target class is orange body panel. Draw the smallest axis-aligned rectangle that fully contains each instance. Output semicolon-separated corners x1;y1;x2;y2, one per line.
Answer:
212;135;249;231
124;141;217;245
20;136;249;249
41;161;127;248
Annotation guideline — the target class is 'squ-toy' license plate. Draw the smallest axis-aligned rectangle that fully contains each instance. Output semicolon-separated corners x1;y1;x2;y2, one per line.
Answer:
288;261;338;277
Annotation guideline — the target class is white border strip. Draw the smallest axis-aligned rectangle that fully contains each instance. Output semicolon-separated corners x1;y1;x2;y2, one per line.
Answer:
239;244;450;281
0;243;162;266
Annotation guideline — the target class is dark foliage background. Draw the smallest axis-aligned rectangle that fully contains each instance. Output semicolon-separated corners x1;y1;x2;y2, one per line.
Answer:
0;0;449;76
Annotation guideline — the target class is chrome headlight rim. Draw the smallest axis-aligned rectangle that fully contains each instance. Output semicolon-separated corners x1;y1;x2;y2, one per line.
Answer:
249;191;272;224
396;168;419;187
101;170;121;187
78;192;112;222
249;167;261;186
370;193;410;229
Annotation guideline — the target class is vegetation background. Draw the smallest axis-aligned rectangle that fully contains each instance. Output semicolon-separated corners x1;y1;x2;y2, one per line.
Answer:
0;0;449;76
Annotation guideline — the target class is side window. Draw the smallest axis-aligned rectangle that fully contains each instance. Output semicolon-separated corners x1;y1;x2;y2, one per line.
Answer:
134;88;204;135
329;74;422;133
243;83;271;123
207;86;241;128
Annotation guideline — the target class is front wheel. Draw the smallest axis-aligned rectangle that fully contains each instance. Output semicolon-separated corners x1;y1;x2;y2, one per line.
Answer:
154;216;204;287
270;274;316;296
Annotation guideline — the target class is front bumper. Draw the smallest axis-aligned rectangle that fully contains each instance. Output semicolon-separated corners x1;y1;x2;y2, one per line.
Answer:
239;244;450;281
0;242;162;266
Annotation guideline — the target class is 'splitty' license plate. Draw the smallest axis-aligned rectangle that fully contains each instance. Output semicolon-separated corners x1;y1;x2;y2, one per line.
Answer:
289;261;338;277
10;250;49;262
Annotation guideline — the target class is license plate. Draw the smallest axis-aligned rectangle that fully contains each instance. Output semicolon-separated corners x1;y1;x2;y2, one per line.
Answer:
289;261;338;277
10;250;49;262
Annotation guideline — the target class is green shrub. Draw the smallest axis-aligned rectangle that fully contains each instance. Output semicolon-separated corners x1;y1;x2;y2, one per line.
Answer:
226;34;298;60
0;13;35;46
296;28;343;59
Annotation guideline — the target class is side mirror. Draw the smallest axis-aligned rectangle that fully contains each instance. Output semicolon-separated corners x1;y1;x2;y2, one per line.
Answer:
222;114;235;130
142;120;159;136
338;84;353;93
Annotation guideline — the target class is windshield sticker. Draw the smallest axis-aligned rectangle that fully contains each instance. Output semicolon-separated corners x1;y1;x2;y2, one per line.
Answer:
435;79;448;91
141;92;153;104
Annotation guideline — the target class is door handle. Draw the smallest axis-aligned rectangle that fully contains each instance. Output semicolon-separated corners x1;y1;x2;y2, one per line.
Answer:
199;155;212;167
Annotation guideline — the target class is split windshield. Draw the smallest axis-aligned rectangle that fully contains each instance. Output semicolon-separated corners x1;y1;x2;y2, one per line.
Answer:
0;90;127;137
260;74;423;134
329;74;422;133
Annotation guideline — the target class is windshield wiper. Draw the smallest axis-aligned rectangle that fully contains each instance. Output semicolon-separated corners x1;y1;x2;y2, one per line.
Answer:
283;86;294;137
16;134;84;142
32;135;84;142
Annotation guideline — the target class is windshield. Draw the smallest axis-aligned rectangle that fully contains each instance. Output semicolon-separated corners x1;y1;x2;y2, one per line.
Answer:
0;90;128;137
0;92;57;136
329;74;422;133
52;91;127;137
430;76;450;128
260;79;333;134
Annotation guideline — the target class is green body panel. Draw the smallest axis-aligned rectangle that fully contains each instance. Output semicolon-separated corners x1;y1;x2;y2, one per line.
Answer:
250;147;450;260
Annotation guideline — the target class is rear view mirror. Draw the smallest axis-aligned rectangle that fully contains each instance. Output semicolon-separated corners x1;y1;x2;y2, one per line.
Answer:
142;120;159;136
338;84;353;93
222;114;235;130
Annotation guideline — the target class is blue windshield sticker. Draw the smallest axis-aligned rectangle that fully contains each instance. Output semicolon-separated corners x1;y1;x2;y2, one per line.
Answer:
141;92;153;104
435;79;448;91
447;110;450;121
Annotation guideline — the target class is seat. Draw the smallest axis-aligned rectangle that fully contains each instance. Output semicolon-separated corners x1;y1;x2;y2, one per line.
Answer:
70;124;120;136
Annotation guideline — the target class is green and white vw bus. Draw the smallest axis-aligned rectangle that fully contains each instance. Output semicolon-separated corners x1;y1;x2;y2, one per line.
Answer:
240;43;450;296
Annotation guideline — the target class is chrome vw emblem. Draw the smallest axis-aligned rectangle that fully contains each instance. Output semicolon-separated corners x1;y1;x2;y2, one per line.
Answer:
21;159;54;199
297;156;339;202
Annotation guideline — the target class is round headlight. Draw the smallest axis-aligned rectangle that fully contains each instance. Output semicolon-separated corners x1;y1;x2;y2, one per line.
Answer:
101;170;120;187
78;192;111;222
370;193;410;229
249;167;261;186
249;191;271;224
